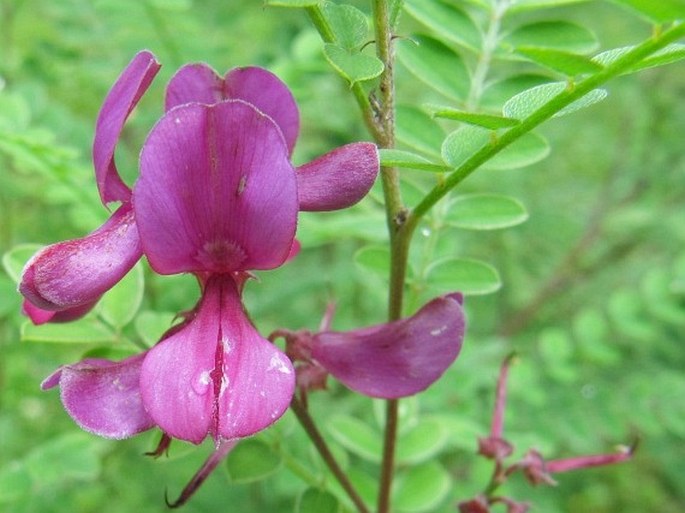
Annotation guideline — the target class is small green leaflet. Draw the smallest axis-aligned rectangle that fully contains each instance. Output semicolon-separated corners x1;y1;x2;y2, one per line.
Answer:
446;193;529;230
322;1;369;50
593;44;685;74
323;44;384;86
379;149;450;172
425;257;502;296
608;0;685;22
397;35;471;101
428;106;520;129
264;0;319;7
503;20;599;54
516;46;604;75
502;81;607;119
404;0;482;51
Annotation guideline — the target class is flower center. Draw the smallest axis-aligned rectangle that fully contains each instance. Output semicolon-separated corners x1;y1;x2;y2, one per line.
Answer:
195;239;247;272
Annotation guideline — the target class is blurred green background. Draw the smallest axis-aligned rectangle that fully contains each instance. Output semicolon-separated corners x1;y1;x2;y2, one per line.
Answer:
0;1;683;512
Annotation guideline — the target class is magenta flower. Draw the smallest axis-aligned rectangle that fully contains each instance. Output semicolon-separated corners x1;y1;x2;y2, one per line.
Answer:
32;50;379;505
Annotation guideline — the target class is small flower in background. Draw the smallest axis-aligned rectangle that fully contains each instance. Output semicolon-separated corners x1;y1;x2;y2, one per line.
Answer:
459;353;635;512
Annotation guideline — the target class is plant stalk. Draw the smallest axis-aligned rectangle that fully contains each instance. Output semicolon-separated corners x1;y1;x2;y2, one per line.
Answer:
291;397;370;513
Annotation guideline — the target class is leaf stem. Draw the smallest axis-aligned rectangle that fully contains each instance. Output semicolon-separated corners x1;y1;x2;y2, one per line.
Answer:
290;396;370;513
466;0;510;110
405;21;685;236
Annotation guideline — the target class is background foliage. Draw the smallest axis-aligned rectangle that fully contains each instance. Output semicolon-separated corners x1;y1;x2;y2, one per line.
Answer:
0;0;683;512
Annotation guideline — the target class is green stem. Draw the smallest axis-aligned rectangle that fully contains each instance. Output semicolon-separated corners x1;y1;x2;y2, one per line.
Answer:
371;2;407;512
291;397;370;513
306;5;377;138
406;21;685;236
466;0;510;110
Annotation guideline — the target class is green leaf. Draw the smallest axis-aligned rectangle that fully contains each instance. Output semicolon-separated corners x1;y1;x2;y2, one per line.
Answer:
134;310;178;346
226;439;282;483
24;432;107;484
481;74;553;110
0;464;31;504
2;244;43;283
425;258;501;296
516;46;604;75
297;488;341;513
327;415;382;462
393;462;451;512
641;268;685;325
98;262;144;330
502;82;607;119
379;149;450;172
608;0;685;22
404;0;482;51
264;0;319;6
397;35;471;101
538;328;577;383
573;308;622;366
323;44;384;86
486;132;550;170
354;245;390;278
441;125;490;168
503;21;599;54
441;126;550;170
593;43;685;74
509;0;593;11
428;106;519;129
397;418;450;465
21;318;116;344
446;193;529;230
322;2;369;50
396;105;444;157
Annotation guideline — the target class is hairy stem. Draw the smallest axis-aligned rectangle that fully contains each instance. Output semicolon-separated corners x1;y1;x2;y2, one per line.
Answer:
371;1;408;512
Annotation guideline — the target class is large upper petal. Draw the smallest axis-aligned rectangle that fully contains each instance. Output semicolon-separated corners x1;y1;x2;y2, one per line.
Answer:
41;354;155;439
93;50;161;205
134;100;298;275
19;204;142;311
311;293;466;398
140;275;295;444
296;142;379;211
165;64;299;156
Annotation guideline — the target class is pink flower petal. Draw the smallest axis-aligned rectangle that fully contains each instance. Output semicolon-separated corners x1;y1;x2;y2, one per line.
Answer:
311;293;465;398
93;51;161;205
41;354;155;439
296;142;379;211
19;204;142;311
165;64;299;155
134;101;298;275
140;276;295;444
22;298;99;325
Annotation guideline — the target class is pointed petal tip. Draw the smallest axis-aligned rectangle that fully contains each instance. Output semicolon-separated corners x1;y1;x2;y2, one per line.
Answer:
93;50;161;205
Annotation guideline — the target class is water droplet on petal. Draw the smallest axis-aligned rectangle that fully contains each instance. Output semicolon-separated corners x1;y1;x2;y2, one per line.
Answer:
267;354;291;374
191;370;212;396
